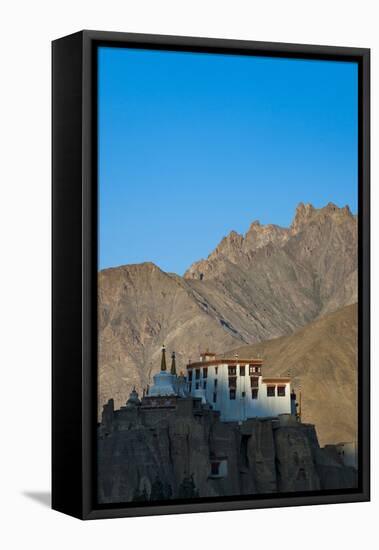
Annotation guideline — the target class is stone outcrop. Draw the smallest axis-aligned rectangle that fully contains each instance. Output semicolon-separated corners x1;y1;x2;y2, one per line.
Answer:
97;397;357;504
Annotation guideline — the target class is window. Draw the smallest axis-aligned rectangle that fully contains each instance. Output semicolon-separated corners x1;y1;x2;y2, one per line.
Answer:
229;389;236;400
188;383;192;392
210;459;227;478
214;379;218;388
251;388;258;399
215;367;218;375
213;392;217;403
277;385;286;397
248;365;261;375
250;376;258;388
228;376;237;388
242;391;246;398
203;367;208;379
228;365;236;375
240;365;245;376
188;370;192;381
203;381;207;390
195;382;199;390
211;462;220;476
195;369;200;380
267;386;275;397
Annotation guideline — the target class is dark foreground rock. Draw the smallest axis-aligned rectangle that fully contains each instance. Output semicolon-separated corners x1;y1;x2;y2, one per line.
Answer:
98;397;357;504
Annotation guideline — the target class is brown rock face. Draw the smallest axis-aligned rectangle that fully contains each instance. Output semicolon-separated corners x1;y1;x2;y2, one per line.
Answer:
97;400;356;504
98;203;358;442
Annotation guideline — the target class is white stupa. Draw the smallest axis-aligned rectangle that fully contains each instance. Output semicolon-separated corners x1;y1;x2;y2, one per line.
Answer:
148;346;178;397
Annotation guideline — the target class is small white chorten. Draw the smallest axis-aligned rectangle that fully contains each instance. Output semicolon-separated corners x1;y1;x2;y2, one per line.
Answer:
148;346;178;397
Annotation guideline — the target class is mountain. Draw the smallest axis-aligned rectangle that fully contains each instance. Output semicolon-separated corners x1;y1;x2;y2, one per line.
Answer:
98;263;239;414
222;303;357;446
184;202;357;328
98;202;357;426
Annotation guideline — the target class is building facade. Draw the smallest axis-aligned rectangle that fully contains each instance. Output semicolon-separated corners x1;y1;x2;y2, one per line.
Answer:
186;352;292;422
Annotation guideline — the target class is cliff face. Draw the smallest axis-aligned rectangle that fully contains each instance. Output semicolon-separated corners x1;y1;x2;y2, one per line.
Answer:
98;203;358;446
97;399;357;504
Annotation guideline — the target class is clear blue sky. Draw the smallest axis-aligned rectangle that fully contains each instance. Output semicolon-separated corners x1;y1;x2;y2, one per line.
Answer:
98;47;358;274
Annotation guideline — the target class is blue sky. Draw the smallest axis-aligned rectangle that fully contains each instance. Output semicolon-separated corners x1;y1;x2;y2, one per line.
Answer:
98;47;358;274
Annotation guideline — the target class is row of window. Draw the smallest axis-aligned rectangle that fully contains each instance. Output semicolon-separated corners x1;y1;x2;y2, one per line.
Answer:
228;386;286;399
189;376;259;392
213;389;259;402
268;386;286;397
188;364;260;382
189;383;286;399
228;375;259;388
228;365;260;376
228;389;259;400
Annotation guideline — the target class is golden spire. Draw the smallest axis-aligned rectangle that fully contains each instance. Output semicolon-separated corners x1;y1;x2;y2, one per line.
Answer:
161;345;167;371
170;351;177;375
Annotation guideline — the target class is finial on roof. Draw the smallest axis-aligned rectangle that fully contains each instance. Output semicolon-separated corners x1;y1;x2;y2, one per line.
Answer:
171;351;177;375
126;387;141;407
161;345;167;371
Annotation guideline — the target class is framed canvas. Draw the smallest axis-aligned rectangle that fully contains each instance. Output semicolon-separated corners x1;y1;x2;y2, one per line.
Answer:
52;30;370;520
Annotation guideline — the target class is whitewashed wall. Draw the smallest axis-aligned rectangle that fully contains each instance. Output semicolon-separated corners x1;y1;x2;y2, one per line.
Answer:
188;363;291;421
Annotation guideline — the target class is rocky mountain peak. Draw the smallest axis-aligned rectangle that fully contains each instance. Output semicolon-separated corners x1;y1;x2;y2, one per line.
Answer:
290;202;316;233
244;220;289;252
290;202;354;234
184;202;356;280
225;229;244;244
206;230;244;263
218;230;243;248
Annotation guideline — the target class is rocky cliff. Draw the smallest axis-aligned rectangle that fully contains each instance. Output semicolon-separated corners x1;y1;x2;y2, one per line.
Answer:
97;397;357;504
98;203;357;446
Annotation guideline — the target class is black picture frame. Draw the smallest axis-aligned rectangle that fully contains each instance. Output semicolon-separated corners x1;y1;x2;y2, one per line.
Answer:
52;30;370;520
